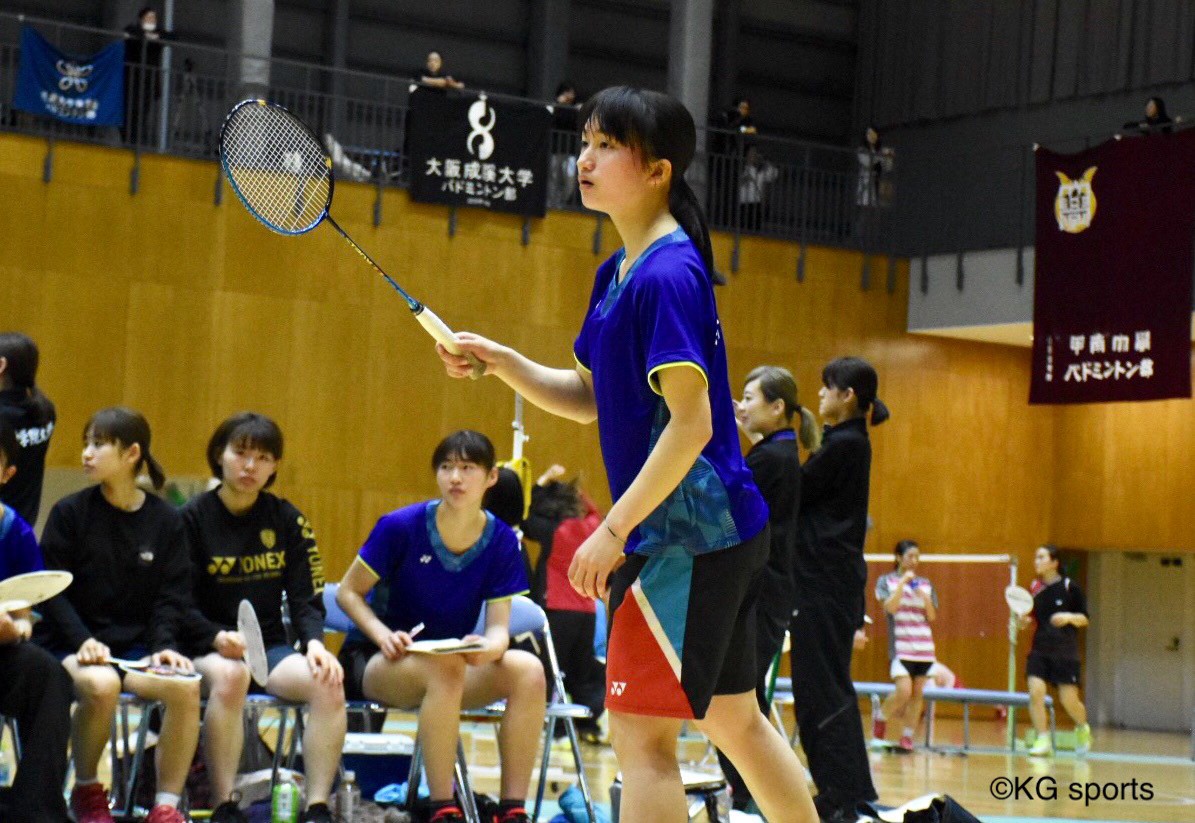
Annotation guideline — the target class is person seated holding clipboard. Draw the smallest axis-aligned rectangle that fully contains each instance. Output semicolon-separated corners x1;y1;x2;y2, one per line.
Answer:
0;417;73;823
337;430;546;823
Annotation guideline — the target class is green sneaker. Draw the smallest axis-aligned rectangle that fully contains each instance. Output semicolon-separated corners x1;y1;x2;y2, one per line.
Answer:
1028;735;1052;757
1075;723;1092;755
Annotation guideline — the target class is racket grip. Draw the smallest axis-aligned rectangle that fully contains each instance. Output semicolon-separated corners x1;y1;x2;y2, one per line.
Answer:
415;306;485;380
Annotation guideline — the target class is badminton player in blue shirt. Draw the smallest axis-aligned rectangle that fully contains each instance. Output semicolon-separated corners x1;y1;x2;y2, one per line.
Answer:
337;431;545;823
438;87;817;823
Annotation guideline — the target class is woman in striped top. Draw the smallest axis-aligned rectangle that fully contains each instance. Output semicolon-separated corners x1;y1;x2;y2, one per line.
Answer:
873;539;938;751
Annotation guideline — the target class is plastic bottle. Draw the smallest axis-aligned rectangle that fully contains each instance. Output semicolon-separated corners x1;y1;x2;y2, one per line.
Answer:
336;770;362;822
272;778;302;823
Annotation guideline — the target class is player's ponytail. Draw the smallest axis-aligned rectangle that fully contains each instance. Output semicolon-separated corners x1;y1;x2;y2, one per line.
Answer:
668;176;720;283
84;407;166;491
580;86;723;283
822;356;890;427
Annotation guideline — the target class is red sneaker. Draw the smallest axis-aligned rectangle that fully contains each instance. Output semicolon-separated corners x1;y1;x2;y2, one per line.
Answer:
899;734;915;752
69;784;115;823
145;805;188;823
872;717;887;741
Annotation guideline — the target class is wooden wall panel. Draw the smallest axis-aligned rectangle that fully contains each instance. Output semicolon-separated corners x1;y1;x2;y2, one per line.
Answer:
1052;385;1195;552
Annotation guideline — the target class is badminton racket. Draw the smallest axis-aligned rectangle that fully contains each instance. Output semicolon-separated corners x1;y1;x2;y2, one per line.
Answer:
218;99;484;379
237;598;270;687
1004;584;1034;617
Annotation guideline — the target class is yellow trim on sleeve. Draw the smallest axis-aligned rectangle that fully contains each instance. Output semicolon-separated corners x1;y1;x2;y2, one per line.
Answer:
574;355;592;375
485;589;530;604
647;361;709;396
355;556;381;579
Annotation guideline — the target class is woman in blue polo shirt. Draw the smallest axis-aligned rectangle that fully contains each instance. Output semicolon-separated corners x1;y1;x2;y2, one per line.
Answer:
337;431;545;823
438;87;817;823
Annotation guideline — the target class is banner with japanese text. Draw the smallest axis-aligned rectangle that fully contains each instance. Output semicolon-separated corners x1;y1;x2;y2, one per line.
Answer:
13;25;125;127
407;87;551;217
1031;133;1194;403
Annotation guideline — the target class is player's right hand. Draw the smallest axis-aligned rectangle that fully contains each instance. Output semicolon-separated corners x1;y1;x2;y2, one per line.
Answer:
78;637;111;665
378;629;416;661
436;332;505;379
214;630;247;659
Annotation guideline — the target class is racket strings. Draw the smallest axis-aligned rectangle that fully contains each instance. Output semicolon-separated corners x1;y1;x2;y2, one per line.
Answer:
221;103;332;233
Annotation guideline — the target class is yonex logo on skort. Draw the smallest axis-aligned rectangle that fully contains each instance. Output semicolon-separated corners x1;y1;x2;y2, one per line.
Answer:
610;681;627;696
420;554;433;564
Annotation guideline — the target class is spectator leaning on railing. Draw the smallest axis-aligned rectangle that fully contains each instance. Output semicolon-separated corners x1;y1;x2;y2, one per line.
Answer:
1123;96;1174;135
413;51;464;90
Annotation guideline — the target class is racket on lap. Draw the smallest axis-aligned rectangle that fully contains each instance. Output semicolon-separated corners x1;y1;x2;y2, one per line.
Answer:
238;599;270;687
218;99;484;379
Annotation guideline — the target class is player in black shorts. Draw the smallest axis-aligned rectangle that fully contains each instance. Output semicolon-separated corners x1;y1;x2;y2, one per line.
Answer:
1020;544;1091;756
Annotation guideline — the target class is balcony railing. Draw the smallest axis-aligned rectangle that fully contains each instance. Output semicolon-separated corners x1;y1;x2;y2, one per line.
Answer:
0;11;894;262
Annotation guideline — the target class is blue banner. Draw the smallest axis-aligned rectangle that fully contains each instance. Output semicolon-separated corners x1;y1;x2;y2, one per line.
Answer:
13;26;125;126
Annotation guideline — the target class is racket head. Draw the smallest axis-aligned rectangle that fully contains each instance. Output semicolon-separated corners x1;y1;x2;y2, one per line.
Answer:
237;598;270;687
219;99;335;236
0;570;73;612
1004;584;1034;617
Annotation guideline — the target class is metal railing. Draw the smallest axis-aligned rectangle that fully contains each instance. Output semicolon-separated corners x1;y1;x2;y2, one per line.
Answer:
0;11;894;259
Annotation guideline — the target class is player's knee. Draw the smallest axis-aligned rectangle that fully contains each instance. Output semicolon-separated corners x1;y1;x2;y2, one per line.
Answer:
311;678;346;711
509;652;546;695
162;676;202;707
218;660;253;697
608;714;673;761
74;667;121;704
425;655;467;690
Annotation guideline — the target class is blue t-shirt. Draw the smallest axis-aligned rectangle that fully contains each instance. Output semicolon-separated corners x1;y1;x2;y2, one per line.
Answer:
573;228;768;557
0;502;44;581
354;500;529;641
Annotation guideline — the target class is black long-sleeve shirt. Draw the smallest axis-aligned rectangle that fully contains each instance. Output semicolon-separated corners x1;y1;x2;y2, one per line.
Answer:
747;428;802;619
793;417;871;602
180;489;326;653
0;388;55;525
35;486;189;654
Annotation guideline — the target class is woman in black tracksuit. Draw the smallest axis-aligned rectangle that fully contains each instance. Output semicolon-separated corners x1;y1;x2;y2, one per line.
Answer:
717;365;820;811
790;357;889;822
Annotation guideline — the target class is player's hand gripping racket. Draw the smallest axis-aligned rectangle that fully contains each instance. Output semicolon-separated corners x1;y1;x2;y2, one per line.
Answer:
218;99;484;379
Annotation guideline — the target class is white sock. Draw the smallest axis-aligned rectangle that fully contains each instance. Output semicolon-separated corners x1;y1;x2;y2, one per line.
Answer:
155;792;181;808
76;777;100;787
875;711;886;721
902;727;915;737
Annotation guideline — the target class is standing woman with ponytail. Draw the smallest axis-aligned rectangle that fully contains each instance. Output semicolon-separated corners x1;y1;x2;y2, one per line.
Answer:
717;365;819;811
790;357;888;821
0;332;56;524
36;408;199;823
439;87;817;823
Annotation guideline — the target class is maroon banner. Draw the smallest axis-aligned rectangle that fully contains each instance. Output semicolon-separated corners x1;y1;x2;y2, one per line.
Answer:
1031;133;1194;404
